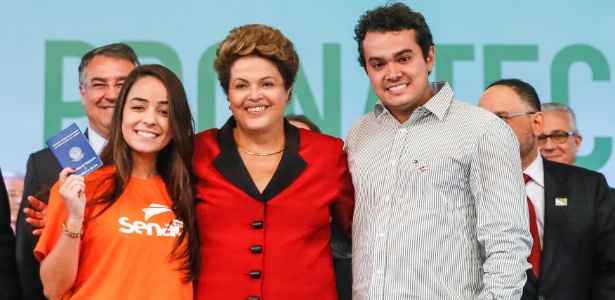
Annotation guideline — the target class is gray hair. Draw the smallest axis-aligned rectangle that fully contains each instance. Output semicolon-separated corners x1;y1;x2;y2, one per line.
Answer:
78;43;140;85
3;171;24;180
541;102;579;134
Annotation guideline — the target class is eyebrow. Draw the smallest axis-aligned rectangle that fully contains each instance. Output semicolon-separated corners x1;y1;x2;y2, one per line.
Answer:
129;98;169;105
367;49;414;62
90;76;127;83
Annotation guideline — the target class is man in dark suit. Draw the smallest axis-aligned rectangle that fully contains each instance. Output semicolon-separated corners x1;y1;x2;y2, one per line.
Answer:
537;103;615;198
15;43;138;299
479;78;615;299
0;166;21;300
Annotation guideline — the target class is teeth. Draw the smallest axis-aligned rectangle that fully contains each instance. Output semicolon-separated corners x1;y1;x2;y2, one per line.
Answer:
247;106;266;112
389;84;407;91
137;131;156;138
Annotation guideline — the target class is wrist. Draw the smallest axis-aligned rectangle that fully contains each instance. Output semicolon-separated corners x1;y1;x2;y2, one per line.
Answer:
62;219;84;238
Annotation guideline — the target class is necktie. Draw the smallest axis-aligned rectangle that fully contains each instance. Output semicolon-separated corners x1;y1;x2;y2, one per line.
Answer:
524;173;541;278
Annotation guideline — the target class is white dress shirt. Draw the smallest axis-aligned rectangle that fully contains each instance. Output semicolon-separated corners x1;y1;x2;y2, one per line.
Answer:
87;127;107;154
523;153;545;249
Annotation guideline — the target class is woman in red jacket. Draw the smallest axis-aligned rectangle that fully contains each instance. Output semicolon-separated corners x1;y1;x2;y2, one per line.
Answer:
193;24;355;300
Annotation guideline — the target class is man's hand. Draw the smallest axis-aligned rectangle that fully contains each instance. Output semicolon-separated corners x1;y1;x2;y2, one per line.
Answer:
24;195;47;236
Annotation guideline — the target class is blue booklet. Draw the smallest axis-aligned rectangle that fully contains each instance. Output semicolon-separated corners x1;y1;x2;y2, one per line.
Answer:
46;123;103;176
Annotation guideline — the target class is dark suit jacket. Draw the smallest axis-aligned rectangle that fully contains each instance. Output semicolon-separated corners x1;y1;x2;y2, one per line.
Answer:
0;166;22;300
522;158;615;300
15;148;62;300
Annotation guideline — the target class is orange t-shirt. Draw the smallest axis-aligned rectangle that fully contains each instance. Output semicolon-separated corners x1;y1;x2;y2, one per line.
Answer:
35;166;192;300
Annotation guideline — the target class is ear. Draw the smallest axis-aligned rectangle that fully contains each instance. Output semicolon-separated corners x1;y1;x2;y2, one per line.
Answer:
79;84;86;106
573;134;583;153
426;45;435;73
530;112;545;136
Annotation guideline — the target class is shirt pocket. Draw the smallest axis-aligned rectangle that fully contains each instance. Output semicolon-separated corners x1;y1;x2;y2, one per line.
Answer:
406;156;468;209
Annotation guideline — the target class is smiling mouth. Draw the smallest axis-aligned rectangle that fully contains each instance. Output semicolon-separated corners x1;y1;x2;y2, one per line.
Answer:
137;131;158;138
388;84;407;92
247;106;267;112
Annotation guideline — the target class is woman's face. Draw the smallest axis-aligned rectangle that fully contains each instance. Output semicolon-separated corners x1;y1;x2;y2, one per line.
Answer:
228;55;290;134
121;76;172;160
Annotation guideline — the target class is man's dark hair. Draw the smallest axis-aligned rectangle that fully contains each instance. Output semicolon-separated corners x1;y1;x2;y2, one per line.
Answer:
286;114;321;133
78;43;140;85
487;79;542;111
354;2;434;69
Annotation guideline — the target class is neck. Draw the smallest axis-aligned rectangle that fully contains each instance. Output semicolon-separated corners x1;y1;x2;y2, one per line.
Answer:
131;153;159;178
521;149;539;171
234;124;285;154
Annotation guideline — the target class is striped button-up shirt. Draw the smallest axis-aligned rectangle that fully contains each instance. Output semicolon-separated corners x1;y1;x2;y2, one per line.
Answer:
346;82;532;299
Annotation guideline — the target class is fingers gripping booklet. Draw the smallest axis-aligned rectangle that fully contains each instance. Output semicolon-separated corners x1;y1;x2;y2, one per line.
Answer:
46;123;103;176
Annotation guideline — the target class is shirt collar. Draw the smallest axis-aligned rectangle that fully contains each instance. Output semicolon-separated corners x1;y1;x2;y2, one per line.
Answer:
372;81;454;122
87;127;107;155
524;153;544;188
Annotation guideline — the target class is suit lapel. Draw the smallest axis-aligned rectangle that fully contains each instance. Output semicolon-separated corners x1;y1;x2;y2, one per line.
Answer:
540;159;569;280
212;117;307;203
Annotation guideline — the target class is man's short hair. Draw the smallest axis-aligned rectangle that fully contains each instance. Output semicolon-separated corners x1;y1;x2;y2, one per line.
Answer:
542;102;579;134
78;43;140;85
486;78;541;112
354;2;434;69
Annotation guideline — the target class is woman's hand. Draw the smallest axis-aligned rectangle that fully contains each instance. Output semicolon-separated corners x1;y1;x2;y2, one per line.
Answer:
58;167;86;221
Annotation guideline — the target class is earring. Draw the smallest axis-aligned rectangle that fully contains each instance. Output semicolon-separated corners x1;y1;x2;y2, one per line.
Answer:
286;99;290;104
228;105;231;110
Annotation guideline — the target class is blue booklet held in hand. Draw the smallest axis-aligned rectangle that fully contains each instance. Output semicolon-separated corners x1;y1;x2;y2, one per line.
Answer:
46;123;103;176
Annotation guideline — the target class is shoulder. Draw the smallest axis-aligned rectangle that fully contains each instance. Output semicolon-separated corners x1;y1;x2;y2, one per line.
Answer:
27;147;61;169
544;158;605;180
299;129;343;148
195;128;219;145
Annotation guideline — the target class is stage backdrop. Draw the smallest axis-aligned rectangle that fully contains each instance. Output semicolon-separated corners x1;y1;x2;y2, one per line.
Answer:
2;1;614;183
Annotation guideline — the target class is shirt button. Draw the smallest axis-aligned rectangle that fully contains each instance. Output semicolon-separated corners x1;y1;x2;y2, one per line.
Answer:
384;195;391;202
400;128;408;133
390;160;396;166
379;232;385;238
252;221;263;230
376;269;383;275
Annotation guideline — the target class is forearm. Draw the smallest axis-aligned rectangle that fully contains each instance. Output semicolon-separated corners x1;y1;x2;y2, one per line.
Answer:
40;217;82;300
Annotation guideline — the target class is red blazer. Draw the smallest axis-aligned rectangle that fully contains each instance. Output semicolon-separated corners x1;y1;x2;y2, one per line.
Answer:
193;117;355;300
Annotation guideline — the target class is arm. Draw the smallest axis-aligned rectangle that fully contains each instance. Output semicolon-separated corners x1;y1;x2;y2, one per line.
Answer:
38;168;86;300
472;120;532;300
0;166;22;300
329;140;355;242
591;175;615;298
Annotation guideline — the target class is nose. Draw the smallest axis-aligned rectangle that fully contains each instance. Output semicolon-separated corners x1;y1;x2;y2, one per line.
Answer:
385;63;402;81
142;108;157;125
248;86;262;101
104;84;122;103
540;136;556;151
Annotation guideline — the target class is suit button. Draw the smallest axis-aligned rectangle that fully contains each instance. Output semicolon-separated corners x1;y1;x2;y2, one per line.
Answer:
538;297;545;300
250;270;261;279
252;221;263;229
251;245;262;254
248;297;259;300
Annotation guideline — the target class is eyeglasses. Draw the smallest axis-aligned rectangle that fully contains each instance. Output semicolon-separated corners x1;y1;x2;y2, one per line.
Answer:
536;130;576;146
495;112;537;121
85;82;124;92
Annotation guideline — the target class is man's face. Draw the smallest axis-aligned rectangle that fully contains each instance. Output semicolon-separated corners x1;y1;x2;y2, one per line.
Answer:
362;29;434;123
79;55;135;138
478;85;544;167
538;111;582;165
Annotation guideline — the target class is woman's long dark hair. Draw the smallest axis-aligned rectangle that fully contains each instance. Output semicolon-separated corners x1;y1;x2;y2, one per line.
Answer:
91;64;200;281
